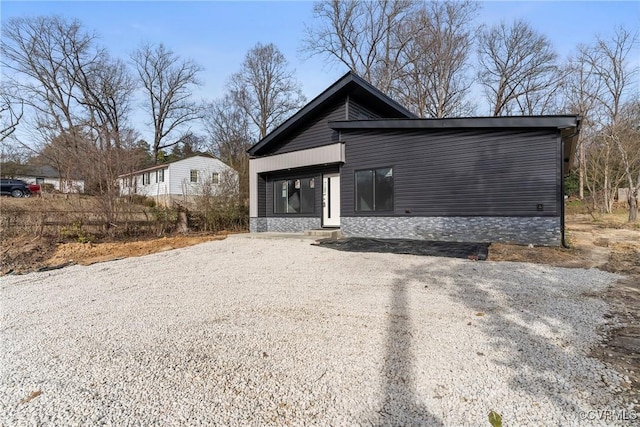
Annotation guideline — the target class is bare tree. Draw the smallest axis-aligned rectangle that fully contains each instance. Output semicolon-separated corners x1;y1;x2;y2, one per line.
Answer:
581;27;639;220
1;16;97;142
132;43;204;162
614;99;640;221
563;47;604;200
204;95;253;201
2;16;144;230
228;43;306;139
477;19;561;116
0;83;24;142
302;0;415;93
393;0;477;117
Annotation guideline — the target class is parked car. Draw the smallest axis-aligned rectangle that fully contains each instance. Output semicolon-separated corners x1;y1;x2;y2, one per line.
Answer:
26;183;41;197
0;178;32;198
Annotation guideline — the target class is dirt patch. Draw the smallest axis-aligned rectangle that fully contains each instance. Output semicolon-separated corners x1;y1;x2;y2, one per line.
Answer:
0;237;58;274
1;234;226;274
488;243;589;268
46;234;227;267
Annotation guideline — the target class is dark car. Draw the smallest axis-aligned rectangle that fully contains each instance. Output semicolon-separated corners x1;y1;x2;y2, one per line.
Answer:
0;179;32;198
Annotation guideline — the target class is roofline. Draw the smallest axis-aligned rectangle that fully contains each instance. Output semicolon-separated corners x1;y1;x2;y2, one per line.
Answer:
247;71;416;156
328;116;581;130
117;153;218;179
118;163;168;178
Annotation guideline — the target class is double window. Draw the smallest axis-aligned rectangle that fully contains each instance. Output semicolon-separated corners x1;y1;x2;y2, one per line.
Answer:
274;178;315;214
355;167;394;212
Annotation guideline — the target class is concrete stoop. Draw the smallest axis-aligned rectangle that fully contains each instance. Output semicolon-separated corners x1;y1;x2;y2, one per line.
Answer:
304;229;342;239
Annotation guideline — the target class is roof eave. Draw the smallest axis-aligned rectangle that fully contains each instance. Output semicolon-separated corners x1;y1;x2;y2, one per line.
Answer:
328;116;581;130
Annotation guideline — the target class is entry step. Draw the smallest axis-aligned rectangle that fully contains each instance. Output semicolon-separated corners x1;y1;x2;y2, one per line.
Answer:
304;229;342;239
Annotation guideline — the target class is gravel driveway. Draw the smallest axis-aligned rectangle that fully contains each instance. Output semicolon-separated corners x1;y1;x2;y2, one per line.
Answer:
0;234;633;426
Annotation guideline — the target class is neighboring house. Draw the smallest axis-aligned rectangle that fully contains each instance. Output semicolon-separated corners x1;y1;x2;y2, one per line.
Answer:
118;154;237;205
247;71;580;246
1;164;85;193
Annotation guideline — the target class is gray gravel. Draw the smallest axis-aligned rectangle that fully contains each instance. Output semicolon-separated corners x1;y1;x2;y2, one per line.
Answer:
0;234;633;426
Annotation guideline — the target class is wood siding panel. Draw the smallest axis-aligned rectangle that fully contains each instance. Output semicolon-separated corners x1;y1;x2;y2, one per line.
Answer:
341;129;560;217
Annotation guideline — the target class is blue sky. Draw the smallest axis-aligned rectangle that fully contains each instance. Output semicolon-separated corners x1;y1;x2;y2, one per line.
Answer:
2;1;639;142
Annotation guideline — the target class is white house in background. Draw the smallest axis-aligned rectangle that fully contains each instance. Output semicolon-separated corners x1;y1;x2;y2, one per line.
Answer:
118;154;237;205
3;164;86;193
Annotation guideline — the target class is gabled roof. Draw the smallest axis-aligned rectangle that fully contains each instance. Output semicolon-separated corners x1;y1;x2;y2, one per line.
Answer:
247;71;416;156
117;153;220;178
1;163;85;180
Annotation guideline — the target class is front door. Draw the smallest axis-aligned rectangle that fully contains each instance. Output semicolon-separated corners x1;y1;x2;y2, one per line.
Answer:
322;173;340;227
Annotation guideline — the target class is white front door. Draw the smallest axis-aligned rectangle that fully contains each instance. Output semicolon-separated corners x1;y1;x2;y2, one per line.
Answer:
322;173;340;227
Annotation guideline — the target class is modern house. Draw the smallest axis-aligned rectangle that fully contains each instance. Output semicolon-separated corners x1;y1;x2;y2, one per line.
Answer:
118;154;237;205
1;164;85;193
247;71;580;246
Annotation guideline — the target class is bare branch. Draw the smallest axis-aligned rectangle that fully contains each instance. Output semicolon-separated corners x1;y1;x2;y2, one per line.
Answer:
228;43;306;139
132;43;204;163
477;19;560;116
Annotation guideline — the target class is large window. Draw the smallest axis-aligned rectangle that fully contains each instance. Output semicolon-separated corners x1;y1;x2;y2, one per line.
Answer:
274;177;315;214
355;167;393;212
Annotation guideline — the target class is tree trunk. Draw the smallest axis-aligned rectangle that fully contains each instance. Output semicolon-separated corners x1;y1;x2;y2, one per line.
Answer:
579;139;585;199
629;193;638;222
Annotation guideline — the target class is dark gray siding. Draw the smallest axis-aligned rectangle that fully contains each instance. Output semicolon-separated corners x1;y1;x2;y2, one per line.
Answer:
264;165;340;217
257;174;267;217
269;101;346;155
341;129;561;217
348;97;383;120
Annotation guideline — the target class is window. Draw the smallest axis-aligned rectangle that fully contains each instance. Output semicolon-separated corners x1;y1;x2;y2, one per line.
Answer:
142;172;151;185
355;167;393;212
212;172;219;184
190;169;198;183
157;169;165;183
274;177;315;214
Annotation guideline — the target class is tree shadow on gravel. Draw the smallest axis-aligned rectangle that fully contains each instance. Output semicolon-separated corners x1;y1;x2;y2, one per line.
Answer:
396;260;620;424
368;274;444;426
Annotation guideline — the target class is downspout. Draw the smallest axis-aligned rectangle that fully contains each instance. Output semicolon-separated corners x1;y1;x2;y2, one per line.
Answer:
561;138;568;248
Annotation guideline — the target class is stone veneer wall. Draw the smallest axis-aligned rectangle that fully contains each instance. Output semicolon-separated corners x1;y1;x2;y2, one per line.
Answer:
250;217;322;233
341;216;561;246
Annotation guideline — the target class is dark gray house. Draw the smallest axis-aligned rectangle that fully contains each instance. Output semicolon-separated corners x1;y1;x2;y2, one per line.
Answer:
248;72;580;246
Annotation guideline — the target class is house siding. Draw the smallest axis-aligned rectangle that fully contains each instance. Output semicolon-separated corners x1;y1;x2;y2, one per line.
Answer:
118;156;236;203
348;97;383;120
268;100;346;155
340;128;561;217
167;156;230;196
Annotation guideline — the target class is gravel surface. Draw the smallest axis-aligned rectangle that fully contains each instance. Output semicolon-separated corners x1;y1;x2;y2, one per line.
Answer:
0;234;633;426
